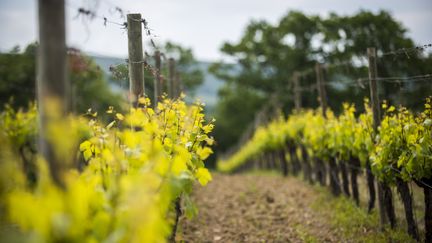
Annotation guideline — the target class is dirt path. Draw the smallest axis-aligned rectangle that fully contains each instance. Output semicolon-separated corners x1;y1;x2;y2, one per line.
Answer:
178;173;345;242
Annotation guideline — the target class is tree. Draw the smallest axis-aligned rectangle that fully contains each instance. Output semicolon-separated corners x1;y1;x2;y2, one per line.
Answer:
68;48;124;113
0;43;123;113
210;10;432;152
163;41;204;95
213;84;265;152
0;45;36;108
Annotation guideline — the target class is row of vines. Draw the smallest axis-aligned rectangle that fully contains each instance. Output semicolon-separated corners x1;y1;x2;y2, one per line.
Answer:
0;96;214;242
218;98;432;242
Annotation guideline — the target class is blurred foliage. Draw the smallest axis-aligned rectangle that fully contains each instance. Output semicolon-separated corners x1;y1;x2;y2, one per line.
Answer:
0;97;214;242
0;43;124;114
0;45;36;109
210;10;432;153
212;84;265;153
163;41;204;93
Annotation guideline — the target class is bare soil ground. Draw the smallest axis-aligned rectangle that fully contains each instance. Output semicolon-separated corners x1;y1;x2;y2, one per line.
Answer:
178;173;345;242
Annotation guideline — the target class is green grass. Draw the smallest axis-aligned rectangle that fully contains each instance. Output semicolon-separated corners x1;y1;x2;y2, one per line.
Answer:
292;223;319;243
311;186;415;243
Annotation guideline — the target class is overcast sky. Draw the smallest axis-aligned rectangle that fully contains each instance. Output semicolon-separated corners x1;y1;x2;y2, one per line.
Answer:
0;0;431;61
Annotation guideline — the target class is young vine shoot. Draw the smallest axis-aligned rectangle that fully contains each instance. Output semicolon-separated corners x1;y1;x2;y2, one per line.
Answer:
0;96;214;242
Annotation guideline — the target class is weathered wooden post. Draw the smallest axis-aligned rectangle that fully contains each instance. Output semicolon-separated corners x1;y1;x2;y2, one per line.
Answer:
168;58;175;99
127;13;145;106
175;71;181;98
154;50;162;106
292;71;301;111
316;62;340;195
37;0;69;187
315;63;327;117
367;47;396;229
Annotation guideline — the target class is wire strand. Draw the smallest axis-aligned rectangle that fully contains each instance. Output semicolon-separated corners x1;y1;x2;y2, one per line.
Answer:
379;43;432;59
355;74;432;84
66;3;127;28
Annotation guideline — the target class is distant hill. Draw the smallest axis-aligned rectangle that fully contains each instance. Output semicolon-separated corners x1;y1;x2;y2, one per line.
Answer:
194;62;224;109
90;55;224;114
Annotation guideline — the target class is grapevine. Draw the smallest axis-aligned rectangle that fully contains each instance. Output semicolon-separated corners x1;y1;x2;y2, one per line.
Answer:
0;96;214;242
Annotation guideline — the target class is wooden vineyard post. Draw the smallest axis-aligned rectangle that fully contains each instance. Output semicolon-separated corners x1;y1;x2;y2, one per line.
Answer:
37;0;69;187
315;63;327;118
368;47;385;227
292;71;301;111
367;47;397;229
368;48;380;133
168;58;175;99
316;62;340;195
175;71;181;99
292;72;312;182
154;50;162;107
290;72;309;178
127;13;145;106
364;48;377;213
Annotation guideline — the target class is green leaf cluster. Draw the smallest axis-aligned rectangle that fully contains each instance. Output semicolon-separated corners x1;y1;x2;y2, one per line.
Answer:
218;97;432;185
0;96;215;242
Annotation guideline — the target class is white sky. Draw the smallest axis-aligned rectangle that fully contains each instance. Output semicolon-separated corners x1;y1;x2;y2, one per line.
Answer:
0;0;431;61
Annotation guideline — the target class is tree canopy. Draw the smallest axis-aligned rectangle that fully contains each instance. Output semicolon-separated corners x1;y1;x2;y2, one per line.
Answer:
210;10;432;153
0;43;124;114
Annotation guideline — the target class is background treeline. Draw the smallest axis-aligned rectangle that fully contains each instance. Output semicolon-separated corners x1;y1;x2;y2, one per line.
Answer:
210;10;432;156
